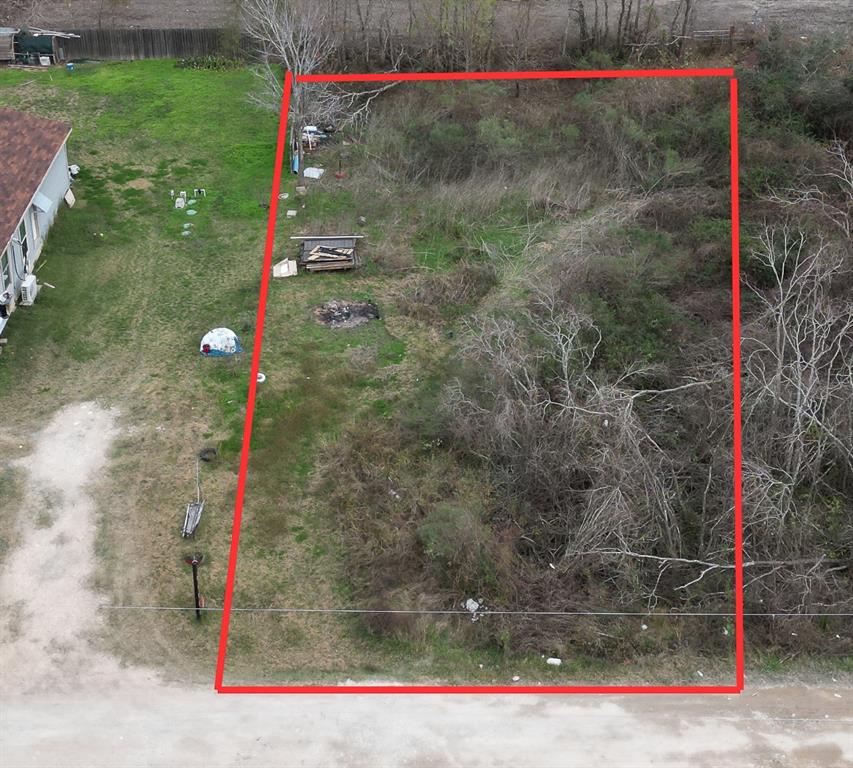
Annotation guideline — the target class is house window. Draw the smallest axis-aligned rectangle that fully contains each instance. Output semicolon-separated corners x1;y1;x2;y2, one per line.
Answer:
1;247;10;291
18;219;29;263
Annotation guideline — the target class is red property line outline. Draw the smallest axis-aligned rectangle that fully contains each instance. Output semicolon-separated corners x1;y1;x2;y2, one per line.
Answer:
216;68;742;695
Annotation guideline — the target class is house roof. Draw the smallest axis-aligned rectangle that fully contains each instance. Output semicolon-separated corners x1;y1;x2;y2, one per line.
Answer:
0;108;71;248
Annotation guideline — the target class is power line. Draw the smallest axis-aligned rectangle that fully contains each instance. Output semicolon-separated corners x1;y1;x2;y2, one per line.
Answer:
96;604;853;618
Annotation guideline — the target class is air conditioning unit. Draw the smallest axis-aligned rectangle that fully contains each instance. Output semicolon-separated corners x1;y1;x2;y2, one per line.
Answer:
20;275;39;306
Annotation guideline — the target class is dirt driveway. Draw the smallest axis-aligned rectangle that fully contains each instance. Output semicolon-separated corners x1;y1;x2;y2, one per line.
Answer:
1;402;851;767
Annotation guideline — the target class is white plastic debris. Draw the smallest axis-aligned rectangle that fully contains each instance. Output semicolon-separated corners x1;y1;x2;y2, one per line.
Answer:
69;164;80;176
548;563;556;570
187;209;197;216
257;372;266;384
272;259;297;278
174;197;186;209
286;209;298;218
546;658;562;666
180;190;187;199
463;598;485;622
304;167;325;179
511;675;520;682
278;192;289;200
696;671;704;677
641;623;648;631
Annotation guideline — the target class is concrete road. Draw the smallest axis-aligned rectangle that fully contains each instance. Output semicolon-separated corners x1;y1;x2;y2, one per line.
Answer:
3;684;852;767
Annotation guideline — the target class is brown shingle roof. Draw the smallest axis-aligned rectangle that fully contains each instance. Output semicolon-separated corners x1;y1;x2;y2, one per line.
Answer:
0;108;72;248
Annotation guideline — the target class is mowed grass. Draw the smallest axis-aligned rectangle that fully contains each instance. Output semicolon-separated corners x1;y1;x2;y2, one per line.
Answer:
0;61;278;679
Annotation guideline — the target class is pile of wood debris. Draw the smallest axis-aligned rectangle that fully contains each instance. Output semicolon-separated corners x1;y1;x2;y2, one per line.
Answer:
292;235;362;272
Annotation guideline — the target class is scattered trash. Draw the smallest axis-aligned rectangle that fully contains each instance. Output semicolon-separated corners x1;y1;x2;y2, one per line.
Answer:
696;671;704;677
68;164;80;176
181;230;191;236
257;372;266;384
193;188;206;197
833;693;842;698
304;166;325;179
175;197;186;209
357;215;367;226
187;209;197;216
278;192;289;200
295;185;307;196
723;628;729;636
546;658;562;666
63;189;76;207
641;623;648;631
200;327;243;357
188;198;197;206
314;300;379;329
180;191;187;200
511;676;520;682
548;563;555;569
272;259;298;278
286;209;298;218
170;189;175;198
463;597;486;622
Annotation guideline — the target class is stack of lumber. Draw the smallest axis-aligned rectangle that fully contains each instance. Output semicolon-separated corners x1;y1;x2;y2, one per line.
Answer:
301;244;356;271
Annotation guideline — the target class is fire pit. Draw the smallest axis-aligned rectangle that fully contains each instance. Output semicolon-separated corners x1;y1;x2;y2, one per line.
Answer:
314;300;380;329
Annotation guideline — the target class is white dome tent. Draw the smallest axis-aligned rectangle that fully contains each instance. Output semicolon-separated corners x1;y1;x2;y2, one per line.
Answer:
200;327;243;357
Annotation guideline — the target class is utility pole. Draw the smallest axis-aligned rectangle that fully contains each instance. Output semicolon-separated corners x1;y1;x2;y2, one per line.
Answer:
183;553;204;621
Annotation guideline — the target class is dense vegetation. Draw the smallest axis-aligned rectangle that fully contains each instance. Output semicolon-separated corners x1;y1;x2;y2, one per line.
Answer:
311;35;852;661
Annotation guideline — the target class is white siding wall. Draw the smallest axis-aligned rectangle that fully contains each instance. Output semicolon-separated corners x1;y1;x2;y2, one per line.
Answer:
0;139;71;330
34;142;71;246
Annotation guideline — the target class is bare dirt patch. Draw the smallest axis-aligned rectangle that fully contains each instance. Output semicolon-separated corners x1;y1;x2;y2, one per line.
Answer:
0;402;158;693
124;177;154;190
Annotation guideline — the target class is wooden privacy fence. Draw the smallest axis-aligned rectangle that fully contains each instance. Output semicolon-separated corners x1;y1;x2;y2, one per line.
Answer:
59;28;253;60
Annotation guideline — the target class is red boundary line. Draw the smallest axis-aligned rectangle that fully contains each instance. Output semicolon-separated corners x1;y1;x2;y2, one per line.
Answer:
216;68;743;695
298;67;734;83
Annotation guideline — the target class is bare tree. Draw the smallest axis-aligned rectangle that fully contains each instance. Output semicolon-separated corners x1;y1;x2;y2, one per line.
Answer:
241;0;398;185
739;223;853;612
764;140;853;238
